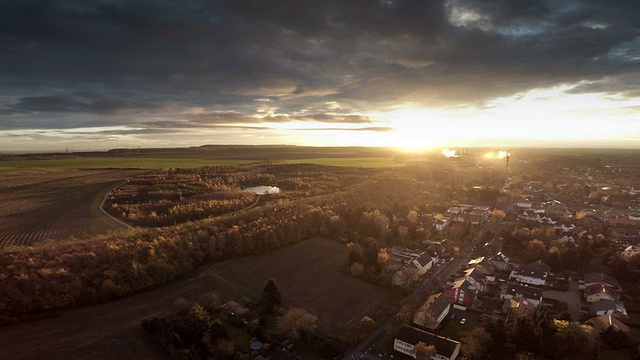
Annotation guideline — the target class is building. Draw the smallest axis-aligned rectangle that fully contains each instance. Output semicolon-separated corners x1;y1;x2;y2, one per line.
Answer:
468;256;497;276
591;300;628;319
500;283;543;307
489;252;511;271
394;325;461;360
502;297;536;316
414;293;453;330
589;315;630;335
510;264;548;286
583;273;621;292
461;268;487;292
584;283;621;303
412;253;435;275
443;279;478;307
621;245;640;258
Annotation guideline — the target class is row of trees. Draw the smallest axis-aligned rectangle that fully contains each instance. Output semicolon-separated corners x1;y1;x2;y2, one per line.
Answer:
0;200;326;323
461;310;599;360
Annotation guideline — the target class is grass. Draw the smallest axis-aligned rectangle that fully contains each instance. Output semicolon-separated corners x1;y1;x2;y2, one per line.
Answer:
283;157;404;168
0;157;256;173
440;321;466;340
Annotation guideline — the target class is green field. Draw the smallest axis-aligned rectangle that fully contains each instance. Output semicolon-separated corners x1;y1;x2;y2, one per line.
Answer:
283;157;404;168
0;157;256;173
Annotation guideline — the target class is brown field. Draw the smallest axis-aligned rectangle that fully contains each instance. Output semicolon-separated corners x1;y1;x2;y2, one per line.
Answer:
213;237;401;336
0;238;399;359
0;169;147;247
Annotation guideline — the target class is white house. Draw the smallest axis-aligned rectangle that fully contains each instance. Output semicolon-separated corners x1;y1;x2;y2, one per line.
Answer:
394;325;461;360
510;264;548;286
412;253;435;275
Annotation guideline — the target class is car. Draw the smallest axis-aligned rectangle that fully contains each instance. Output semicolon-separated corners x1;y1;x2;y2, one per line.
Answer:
450;313;456;319
460;318;466;324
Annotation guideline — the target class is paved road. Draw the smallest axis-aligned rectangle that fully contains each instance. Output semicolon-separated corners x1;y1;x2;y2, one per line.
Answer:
344;221;498;359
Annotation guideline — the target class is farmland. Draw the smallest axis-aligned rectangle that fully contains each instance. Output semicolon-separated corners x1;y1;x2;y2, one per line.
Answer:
283;157;404;168
211;237;402;337
0;169;147;247
0;156;256;173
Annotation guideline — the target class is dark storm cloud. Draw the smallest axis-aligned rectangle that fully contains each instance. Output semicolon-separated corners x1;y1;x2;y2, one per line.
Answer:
0;0;639;131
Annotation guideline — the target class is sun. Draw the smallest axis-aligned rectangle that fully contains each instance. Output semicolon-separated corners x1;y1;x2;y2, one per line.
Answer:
379;108;447;151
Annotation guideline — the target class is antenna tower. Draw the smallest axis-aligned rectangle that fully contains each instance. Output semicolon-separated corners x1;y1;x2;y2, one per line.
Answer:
506;150;510;173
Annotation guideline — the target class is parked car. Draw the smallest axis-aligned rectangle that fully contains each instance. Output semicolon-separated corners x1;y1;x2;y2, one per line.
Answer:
460;318;466;324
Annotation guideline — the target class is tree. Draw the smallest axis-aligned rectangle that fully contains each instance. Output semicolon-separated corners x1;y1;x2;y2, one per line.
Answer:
491;209;506;221
350;262;365;277
461;327;492;360
261;278;282;312
359;316;375;335
414;341;435;360
526;239;548;262
209;292;221;310
276;308;318;340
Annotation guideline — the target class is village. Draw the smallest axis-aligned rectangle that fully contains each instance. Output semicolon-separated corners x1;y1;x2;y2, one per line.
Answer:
383;155;640;360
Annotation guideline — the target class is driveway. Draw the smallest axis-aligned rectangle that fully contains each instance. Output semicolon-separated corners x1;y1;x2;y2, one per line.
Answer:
543;280;581;321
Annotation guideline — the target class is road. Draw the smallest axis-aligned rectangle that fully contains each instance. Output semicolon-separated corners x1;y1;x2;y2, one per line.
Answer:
344;221;498;359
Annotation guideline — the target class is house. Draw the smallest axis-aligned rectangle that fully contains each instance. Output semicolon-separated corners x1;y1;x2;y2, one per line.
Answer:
516;200;532;208
556;223;576;234
621;245;640;258
412;253;435;275
468;257;497;276
483;237;504;257
585;283;621;303
583;273;621;291
591;300;628;319
467;206;490;224
500;283;543;307
443;279;478;307
510;264;548;286
461;268;487;292
552;235;575;246
489;252;511;272
394;324;461;360
414;293;453;330
502;297;536;316
589;315;630;335
608;226;640;244
435;219;448;232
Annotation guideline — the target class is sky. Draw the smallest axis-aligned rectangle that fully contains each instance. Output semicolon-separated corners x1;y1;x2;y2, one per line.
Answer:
1;0;640;152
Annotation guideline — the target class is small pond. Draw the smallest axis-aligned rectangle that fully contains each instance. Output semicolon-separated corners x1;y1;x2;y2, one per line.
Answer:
243;185;281;195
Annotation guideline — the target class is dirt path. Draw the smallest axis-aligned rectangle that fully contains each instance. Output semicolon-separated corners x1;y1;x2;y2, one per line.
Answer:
0;269;225;360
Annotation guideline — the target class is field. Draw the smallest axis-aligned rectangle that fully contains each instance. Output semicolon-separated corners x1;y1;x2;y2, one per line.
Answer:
211;237;401;337
0;169;147;247
0;237;400;359
283;157;404;168
0;156;256;173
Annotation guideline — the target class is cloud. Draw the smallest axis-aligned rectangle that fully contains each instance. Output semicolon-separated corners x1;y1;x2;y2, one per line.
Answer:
0;0;639;137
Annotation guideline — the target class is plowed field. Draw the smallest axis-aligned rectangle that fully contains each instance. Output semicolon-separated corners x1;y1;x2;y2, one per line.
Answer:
0;169;146;247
